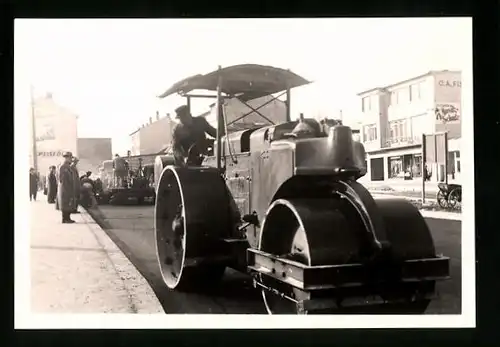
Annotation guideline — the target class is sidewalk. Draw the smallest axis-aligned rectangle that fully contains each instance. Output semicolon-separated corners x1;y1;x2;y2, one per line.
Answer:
358;177;462;198
30;200;164;314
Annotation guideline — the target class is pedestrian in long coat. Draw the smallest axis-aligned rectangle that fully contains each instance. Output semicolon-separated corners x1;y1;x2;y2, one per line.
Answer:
46;165;57;204
29;168;38;201
57;152;77;223
55;163;61;210
70;157;81;213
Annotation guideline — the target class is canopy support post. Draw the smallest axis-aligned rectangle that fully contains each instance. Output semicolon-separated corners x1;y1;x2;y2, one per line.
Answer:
216;66;223;170
186;96;191;113
286;87;291;122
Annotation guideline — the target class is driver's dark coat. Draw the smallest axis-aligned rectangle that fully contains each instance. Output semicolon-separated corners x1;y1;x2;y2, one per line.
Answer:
172;116;216;165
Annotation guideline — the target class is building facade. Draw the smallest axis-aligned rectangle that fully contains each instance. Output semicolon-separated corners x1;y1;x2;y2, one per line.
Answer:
129;112;176;155
358;70;462;182
29;93;79;173
77;138;112;174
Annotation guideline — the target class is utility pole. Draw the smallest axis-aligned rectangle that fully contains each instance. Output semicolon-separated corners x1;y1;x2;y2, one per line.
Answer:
30;84;38;172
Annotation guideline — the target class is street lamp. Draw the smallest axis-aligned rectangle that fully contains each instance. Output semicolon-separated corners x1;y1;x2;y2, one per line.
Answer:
30;84;38;172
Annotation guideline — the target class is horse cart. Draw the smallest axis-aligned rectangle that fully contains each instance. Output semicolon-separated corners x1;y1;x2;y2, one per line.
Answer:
436;183;462;210
153;64;450;314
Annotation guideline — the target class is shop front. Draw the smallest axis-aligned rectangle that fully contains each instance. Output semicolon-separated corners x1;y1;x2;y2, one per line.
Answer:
388;153;422;179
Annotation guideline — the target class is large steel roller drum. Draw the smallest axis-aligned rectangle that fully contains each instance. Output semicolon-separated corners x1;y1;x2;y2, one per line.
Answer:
154;155;175;192
258;184;437;315
154;166;232;291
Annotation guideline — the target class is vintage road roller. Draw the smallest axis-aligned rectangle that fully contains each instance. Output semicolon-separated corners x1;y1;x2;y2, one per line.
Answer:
154;64;450;314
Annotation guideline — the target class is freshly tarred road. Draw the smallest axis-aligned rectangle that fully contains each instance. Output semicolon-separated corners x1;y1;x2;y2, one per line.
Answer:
88;203;461;314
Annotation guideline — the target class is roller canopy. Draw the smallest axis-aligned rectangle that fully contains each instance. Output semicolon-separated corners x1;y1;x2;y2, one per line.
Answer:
157;64;311;101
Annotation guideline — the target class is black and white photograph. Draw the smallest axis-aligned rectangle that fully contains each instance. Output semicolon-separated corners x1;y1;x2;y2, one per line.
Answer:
14;17;474;329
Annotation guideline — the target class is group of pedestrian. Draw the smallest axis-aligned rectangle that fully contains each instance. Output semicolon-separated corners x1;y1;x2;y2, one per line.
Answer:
31;151;85;224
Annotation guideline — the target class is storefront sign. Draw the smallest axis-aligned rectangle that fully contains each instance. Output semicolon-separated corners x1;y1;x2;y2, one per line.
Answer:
384;136;420;148
423;133;447;164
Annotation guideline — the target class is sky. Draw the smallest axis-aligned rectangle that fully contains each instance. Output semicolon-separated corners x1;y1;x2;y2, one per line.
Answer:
14;18;472;154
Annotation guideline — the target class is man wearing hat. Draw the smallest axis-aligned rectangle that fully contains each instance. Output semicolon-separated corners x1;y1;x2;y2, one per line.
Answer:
46;165;58;204
113;153;128;188
57;151;77;223
171;104;217;166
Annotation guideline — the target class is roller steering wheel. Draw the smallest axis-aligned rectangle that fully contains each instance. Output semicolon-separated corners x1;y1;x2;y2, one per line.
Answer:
185;142;205;166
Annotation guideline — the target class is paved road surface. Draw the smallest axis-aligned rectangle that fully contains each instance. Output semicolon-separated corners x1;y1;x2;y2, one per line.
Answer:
88;203;461;314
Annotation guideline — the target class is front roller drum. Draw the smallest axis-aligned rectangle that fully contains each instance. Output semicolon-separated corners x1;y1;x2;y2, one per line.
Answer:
154;166;231;292
257;197;440;314
154;155;175;193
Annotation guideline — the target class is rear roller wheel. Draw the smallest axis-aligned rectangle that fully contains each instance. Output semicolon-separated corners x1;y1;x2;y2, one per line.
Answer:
259;194;437;315
154;166;230;292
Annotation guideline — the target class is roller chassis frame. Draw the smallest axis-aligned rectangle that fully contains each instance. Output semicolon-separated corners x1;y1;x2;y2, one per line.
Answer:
102;187;155;205
247;248;450;314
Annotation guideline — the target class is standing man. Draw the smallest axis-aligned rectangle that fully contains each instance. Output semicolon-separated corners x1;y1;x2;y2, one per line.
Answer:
57;152;76;223
171;105;217;166
29;168;39;201
70;157;81;214
55;163;61;210
113;154;127;188
46;165;58;204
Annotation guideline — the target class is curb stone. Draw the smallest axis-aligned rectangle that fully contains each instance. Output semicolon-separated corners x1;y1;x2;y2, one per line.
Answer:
79;206;165;314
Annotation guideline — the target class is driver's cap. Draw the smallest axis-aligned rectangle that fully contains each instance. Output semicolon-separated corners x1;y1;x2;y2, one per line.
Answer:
175;105;189;118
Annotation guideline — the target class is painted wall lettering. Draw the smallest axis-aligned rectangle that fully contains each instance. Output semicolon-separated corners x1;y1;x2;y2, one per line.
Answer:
35;126;55;142
435;103;460;123
438;80;461;88
38;151;64;157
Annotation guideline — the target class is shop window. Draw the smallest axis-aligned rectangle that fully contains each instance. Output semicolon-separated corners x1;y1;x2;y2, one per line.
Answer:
388;156;403;178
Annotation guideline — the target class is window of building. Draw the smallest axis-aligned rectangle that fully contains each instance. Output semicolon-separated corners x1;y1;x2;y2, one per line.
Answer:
391;91;398;105
363;124;377;142
362;96;371;112
409;113;427;141
410;83;422;102
398;88;409;104
388;119;407;143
